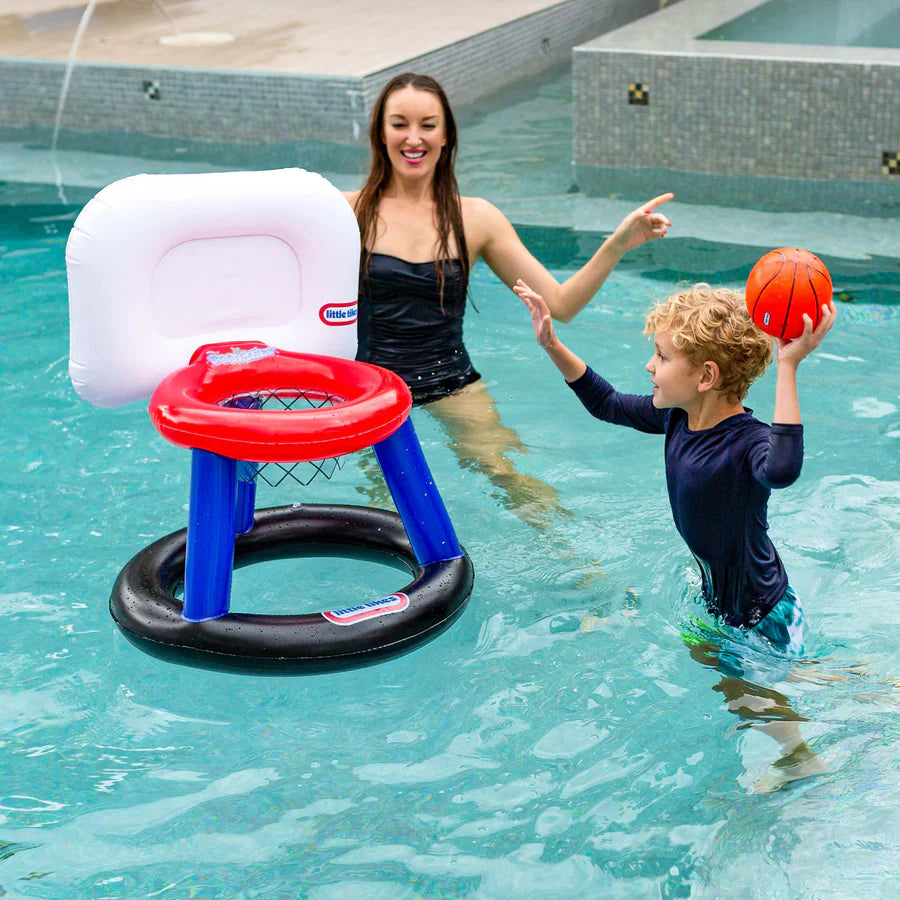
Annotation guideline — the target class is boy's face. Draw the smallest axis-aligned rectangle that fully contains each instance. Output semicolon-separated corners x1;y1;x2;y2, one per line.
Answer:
645;332;702;409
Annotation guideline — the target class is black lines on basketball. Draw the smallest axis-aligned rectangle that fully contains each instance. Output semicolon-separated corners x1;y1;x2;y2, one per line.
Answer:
745;248;834;340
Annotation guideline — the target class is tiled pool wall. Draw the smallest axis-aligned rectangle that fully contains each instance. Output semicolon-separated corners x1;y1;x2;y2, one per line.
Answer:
1;60;362;146
572;4;900;214
354;0;677;110
0;0;672;151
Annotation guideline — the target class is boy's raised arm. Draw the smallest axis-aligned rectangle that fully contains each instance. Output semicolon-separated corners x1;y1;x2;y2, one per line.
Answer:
772;304;837;425
514;279;588;383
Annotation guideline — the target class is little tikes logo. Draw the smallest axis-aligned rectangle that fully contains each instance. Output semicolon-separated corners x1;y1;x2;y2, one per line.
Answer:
319;301;358;326
322;592;409;626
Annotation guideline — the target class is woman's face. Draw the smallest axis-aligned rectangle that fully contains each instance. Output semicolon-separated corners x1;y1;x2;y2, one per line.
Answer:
381;86;447;181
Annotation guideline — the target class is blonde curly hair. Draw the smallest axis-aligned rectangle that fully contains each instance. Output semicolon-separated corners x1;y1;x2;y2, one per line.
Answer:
644;283;774;403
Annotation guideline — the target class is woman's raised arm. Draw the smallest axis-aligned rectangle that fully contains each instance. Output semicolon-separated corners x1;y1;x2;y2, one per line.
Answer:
472;193;673;322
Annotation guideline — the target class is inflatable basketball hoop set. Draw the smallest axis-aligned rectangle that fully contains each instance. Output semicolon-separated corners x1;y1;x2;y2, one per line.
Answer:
67;169;473;674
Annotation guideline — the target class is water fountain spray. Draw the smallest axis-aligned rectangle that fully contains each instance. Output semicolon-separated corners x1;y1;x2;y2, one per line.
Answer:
50;0;100;204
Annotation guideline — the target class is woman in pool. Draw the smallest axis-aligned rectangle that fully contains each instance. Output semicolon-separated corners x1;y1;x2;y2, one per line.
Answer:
343;72;672;528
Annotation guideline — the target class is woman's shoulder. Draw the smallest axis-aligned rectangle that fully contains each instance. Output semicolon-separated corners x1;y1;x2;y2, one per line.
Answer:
460;196;513;244
342;189;360;209
460;195;504;218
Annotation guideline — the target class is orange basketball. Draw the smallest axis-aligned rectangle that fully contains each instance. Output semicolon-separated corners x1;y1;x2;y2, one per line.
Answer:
745;248;833;340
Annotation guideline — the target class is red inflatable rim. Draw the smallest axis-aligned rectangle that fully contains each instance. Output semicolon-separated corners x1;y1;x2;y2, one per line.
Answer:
149;342;412;463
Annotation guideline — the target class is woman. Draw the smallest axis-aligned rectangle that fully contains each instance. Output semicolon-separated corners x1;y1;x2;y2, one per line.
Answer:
343;72;672;528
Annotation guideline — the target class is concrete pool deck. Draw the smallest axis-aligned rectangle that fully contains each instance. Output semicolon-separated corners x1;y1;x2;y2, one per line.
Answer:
0;0;574;77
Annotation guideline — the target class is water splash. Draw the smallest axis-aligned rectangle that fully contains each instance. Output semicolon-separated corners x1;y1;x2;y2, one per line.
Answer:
49;0;192;204
49;0;100;205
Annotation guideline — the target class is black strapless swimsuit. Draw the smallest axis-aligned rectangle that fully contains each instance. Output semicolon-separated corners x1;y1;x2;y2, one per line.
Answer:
357;253;480;405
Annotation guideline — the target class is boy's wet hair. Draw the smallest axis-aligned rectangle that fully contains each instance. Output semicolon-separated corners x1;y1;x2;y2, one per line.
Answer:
644;283;774;403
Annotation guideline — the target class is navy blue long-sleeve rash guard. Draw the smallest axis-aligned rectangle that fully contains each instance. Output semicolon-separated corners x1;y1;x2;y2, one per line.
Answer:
569;366;804;628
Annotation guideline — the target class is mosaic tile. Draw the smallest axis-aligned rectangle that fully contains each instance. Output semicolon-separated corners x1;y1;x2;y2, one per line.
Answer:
627;82;649;106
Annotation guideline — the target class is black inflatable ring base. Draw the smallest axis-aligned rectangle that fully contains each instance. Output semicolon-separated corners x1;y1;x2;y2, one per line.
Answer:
110;504;474;674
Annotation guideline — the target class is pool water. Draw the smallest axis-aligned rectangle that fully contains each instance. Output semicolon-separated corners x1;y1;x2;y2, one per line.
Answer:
2;74;900;899
699;0;900;48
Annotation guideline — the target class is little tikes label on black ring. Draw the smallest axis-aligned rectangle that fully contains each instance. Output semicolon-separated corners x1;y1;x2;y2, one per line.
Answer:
322;592;410;626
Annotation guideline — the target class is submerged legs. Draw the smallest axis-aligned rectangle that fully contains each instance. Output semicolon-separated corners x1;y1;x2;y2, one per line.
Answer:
686;639;827;792
425;380;570;531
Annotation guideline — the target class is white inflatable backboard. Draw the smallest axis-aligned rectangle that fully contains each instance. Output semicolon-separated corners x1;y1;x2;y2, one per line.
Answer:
66;168;360;408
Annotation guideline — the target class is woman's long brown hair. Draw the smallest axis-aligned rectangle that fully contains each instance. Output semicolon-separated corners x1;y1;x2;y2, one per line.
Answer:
353;73;470;306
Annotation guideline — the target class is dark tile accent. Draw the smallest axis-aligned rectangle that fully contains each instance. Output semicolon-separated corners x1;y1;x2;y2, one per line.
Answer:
883;151;900;175
628;81;649;105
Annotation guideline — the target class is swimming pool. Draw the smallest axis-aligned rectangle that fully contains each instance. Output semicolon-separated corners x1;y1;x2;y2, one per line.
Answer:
699;0;900;48
2;73;900;898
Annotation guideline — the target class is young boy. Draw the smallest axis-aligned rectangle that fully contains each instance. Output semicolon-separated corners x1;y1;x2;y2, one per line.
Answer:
515;278;836;788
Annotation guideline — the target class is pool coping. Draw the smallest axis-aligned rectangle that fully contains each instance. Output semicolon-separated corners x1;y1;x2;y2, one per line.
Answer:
582;0;900;66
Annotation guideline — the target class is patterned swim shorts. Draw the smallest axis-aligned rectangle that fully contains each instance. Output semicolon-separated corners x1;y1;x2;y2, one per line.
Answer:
682;587;804;685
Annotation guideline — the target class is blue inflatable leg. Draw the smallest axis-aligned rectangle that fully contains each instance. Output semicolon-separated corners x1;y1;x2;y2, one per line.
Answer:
234;461;257;535
374;418;463;565
183;448;236;622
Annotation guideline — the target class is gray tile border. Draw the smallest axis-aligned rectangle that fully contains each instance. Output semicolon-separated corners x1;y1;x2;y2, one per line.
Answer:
0;0;676;149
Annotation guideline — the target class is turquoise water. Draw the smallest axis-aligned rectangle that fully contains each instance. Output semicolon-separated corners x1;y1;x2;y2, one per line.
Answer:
2;194;899;898
700;0;900;48
2;71;900;898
